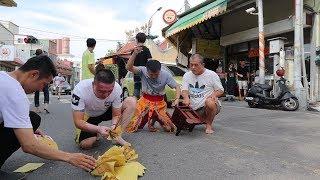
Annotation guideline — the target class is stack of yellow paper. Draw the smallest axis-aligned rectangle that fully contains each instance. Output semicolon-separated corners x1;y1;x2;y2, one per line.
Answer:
91;145;146;180
36;135;58;150
107;126;122;140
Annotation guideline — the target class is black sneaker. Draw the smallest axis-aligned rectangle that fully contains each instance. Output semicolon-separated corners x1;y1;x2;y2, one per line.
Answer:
0;170;26;180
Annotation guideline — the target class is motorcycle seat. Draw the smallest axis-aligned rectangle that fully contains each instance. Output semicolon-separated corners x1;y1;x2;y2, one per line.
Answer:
256;84;273;91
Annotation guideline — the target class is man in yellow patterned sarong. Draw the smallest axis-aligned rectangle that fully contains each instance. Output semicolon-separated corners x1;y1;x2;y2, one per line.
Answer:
125;46;180;132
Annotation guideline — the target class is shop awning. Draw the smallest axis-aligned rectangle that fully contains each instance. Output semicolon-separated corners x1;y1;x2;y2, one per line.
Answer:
164;0;227;38
305;0;320;13
0;0;17;7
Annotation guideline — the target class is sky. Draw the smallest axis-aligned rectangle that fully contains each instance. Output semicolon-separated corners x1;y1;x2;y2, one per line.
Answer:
0;0;205;61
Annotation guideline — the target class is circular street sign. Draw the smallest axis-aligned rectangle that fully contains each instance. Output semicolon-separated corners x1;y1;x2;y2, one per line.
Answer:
163;9;177;24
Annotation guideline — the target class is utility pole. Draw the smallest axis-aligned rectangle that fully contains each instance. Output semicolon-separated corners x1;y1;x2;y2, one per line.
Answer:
310;13;320;102
256;0;265;84
184;0;191;11
294;0;307;109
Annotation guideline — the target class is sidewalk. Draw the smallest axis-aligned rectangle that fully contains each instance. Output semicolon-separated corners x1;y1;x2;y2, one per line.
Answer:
308;102;320;112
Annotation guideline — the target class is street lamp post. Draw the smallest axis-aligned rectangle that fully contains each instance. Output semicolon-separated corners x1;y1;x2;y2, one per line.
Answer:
147;7;162;35
246;0;265;84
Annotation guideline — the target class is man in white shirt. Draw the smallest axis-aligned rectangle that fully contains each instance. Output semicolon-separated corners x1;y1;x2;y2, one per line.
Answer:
53;73;66;99
0;56;96;176
181;54;224;134
72;64;136;149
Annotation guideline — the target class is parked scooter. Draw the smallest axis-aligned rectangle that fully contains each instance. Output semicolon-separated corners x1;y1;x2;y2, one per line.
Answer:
245;68;299;111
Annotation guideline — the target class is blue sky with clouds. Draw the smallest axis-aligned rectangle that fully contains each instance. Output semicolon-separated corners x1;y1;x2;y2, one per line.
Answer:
0;0;204;60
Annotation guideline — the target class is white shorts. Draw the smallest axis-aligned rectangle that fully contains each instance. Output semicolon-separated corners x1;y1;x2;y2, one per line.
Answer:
238;80;248;90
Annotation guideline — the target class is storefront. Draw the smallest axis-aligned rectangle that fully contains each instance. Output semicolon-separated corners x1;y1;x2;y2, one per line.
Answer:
163;0;315;86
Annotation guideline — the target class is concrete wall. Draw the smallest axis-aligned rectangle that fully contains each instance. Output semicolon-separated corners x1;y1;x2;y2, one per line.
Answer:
0;23;13;45
56;39;62;54
0;21;19;35
62;37;70;54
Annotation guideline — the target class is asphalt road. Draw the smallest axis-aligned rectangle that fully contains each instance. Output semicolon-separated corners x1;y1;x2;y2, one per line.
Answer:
2;95;320;180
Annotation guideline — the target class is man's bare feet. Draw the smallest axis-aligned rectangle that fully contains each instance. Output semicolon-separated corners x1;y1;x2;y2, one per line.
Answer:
114;136;131;146
148;126;158;132
163;125;176;132
79;137;98;149
34;107;41;113
205;124;214;134
205;128;214;134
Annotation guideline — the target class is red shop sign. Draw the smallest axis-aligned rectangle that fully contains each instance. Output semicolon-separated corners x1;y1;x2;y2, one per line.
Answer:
248;48;269;58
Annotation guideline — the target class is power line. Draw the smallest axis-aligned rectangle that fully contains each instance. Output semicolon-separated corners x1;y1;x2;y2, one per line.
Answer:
19;26;125;42
0;39;122;42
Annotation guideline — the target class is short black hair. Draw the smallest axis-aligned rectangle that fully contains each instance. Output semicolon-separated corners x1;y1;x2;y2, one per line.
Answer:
35;49;43;56
146;60;161;73
94;64;115;84
135;32;146;43
19;55;57;79
86;38;96;48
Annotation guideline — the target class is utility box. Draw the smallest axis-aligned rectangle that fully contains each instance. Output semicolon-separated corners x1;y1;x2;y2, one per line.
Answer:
268;37;286;54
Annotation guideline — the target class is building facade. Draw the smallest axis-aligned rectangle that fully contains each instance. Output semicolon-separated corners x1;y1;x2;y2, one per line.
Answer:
0;21;23;71
163;0;320;102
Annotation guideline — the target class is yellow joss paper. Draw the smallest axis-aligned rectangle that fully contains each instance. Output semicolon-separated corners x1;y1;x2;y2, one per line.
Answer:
92;161;116;176
122;145;138;161
115;162;146;180
14;163;45;173
108;126;122;140
36;135;58;150
101;171;117;180
91;145;146;180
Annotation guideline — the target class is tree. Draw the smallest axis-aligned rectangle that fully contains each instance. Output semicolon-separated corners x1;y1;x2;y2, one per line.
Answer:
116;42;123;51
105;49;115;57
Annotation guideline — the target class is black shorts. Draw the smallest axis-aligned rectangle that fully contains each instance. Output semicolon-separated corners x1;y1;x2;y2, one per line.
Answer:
78;108;112;142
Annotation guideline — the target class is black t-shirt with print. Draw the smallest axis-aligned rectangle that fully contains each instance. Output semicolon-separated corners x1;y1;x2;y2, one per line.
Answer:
237;66;249;80
133;46;152;66
132;46;152;81
227;68;237;81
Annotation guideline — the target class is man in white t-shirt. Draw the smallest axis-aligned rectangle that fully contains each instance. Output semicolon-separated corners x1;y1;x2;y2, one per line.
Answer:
53;73;65;99
0;56;96;176
72;65;136;149
181;54;224;134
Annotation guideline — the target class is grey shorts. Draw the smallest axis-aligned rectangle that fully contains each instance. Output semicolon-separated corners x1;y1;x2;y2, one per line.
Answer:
196;100;221;117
